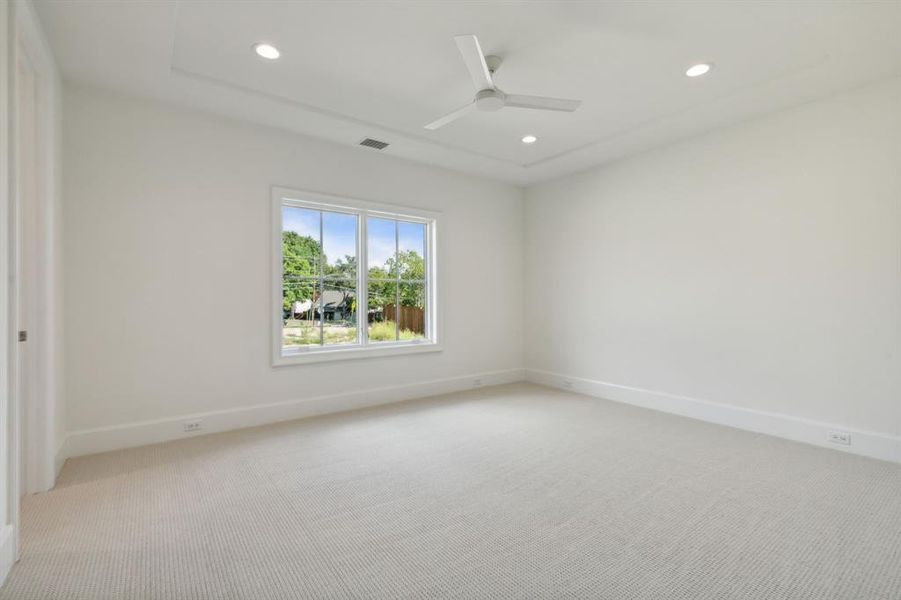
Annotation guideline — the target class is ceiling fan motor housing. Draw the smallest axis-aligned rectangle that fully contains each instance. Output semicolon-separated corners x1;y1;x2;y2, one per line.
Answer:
485;55;502;75
475;88;505;111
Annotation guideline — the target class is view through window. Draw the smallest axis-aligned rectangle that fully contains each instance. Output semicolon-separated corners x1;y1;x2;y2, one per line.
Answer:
278;195;434;359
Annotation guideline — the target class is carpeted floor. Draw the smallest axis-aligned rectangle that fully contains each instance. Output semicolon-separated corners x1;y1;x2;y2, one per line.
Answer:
2;383;900;599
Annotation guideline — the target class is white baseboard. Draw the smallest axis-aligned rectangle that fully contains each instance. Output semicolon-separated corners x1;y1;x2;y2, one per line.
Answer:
60;368;526;459
0;524;14;589
527;368;901;464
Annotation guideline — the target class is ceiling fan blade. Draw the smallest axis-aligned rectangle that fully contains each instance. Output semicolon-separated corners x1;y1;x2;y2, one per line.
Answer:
505;94;581;112
424;102;476;130
454;34;494;91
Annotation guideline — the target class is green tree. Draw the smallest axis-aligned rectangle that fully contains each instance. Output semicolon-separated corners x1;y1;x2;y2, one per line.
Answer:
282;231;321;312
388;250;425;306
367;266;392;312
385;250;424;282
366;251;425;311
326;255;357;279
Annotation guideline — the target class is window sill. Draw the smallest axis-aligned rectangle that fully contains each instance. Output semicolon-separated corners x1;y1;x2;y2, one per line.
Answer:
273;341;442;366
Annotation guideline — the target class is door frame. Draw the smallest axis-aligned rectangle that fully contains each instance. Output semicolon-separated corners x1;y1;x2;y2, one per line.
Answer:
3;0;60;577
9;0;61;510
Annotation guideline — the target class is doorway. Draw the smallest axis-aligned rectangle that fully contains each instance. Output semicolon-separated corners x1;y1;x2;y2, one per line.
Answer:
11;2;61;504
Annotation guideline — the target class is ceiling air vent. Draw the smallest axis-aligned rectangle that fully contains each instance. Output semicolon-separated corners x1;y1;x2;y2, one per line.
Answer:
359;138;389;150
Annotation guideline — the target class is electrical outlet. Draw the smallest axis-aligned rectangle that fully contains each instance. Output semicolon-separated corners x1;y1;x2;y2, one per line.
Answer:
472;378;483;387
183;420;203;433
827;430;851;446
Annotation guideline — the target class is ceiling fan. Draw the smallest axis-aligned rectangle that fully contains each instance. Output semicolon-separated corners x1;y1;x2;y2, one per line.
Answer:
424;34;582;130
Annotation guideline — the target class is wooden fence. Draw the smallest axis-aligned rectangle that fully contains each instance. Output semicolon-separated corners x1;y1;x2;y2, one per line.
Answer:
382;305;425;334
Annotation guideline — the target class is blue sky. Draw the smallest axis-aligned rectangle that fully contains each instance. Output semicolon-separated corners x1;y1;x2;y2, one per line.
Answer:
283;207;424;269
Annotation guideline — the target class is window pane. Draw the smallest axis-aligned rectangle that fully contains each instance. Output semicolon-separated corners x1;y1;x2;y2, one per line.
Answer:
282;206;322;349
283;279;321;348
398;221;426;281
322;279;357;345
283;206;320;243
323;211;357;277
283;206;322;265
367;281;397;342
398;282;426;340
283;206;322;280
367;217;396;279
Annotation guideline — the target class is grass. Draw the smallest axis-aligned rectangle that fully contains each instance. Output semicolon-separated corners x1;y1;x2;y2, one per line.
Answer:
283;320;422;346
283;321;356;346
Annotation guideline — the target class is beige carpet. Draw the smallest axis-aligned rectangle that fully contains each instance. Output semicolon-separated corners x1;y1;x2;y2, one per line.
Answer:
2;383;900;599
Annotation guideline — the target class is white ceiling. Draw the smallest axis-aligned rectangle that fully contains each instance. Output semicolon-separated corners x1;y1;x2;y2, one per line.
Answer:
34;0;901;185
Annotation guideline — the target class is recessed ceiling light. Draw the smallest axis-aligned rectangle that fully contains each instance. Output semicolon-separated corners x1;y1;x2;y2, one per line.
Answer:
685;63;712;78
521;135;538;144
253;43;280;60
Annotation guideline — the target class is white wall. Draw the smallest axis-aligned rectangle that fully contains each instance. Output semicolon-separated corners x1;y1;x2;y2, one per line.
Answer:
62;85;524;449
59;72;901;462
525;77;901;450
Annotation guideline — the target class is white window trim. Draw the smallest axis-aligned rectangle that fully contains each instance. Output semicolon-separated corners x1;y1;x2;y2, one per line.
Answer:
271;187;441;366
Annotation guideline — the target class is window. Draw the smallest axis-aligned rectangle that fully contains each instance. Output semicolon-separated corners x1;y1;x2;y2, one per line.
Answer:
272;188;439;365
